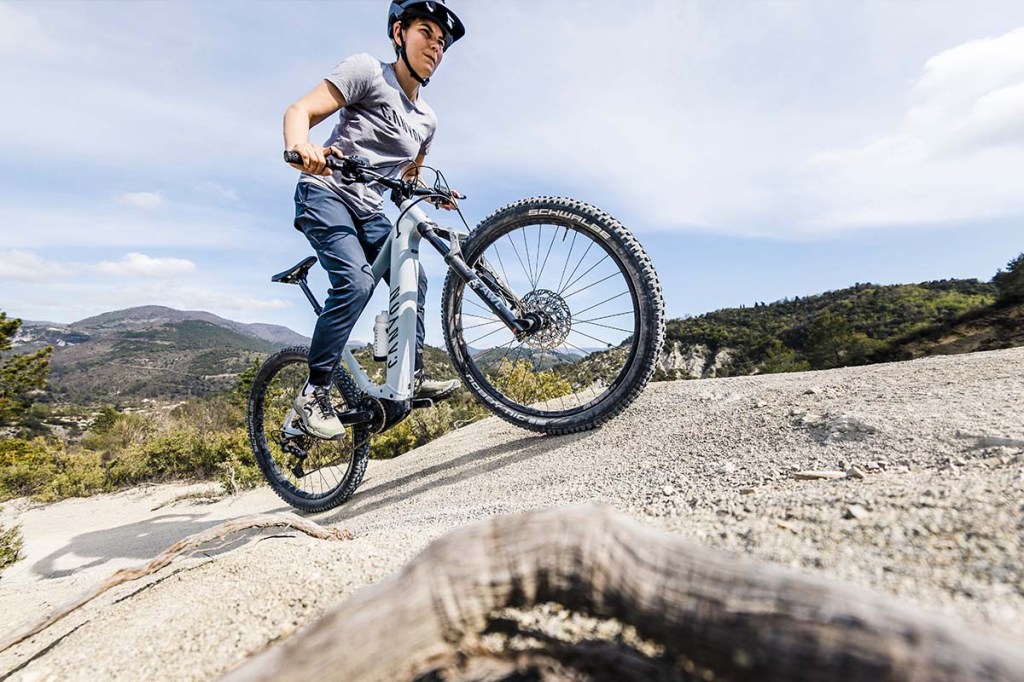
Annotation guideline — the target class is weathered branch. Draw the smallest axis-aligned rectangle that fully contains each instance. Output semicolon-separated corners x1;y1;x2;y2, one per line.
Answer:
224;505;1024;682
0;513;351;654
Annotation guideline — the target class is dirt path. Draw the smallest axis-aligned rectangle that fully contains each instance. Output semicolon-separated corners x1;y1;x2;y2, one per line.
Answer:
2;347;1022;680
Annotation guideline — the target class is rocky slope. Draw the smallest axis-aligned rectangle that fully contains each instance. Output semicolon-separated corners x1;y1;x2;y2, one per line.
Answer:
0;347;1022;679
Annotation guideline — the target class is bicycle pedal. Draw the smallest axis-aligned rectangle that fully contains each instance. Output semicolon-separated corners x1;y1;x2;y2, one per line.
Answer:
412;398;434;409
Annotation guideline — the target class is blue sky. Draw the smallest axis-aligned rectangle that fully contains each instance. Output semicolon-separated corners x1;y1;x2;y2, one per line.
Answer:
1;1;1022;345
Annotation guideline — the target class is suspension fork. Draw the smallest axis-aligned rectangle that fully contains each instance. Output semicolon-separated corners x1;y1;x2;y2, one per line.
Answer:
417;220;535;337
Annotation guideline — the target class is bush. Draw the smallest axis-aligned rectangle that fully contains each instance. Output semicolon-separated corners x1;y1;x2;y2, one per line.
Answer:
759;340;810;374
0;400;265;503
993;253;1024;304
0;519;22;572
0;438;65;501
492;359;573;405
373;403;456;460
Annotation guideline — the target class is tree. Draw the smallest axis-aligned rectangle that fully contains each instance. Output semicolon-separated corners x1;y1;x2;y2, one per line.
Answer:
803;312;853;369
0;312;53;427
993;252;1024;304
759;339;810;374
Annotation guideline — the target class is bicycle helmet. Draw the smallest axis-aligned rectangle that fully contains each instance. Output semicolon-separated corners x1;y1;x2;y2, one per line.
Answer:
387;0;465;86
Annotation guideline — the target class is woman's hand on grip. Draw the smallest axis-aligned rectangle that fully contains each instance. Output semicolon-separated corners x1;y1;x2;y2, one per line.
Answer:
288;144;341;176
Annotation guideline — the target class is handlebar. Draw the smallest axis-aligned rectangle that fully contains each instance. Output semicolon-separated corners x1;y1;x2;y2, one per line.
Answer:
283;150;457;204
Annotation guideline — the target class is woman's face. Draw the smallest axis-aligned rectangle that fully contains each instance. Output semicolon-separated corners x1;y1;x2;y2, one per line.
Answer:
396;18;446;78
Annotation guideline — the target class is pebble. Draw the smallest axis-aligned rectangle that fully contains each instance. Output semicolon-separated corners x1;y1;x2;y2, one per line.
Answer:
793;470;846;481
662;485;676;496
845;504;870;520
717;462;737;475
846;466;866;480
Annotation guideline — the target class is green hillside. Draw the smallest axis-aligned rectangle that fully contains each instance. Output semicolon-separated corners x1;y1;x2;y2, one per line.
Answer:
47;320;279;403
662;279;997;377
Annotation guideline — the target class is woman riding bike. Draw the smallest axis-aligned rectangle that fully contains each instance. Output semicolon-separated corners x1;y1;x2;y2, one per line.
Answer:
283;0;465;440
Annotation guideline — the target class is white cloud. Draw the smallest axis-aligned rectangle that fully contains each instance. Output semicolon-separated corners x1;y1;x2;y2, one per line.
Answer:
807;26;1024;229
118;192;165;209
0;249;70;281
0;2;58;57
96;253;196;278
198;181;240;203
0;202;272;249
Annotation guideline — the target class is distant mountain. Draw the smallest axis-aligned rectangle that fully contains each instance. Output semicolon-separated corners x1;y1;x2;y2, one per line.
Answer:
17;305;308;349
9;306;310;404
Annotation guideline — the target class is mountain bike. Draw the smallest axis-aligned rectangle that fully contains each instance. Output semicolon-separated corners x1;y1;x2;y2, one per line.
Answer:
247;153;665;512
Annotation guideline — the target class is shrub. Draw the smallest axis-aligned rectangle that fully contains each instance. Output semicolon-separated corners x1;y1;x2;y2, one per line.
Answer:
0;519;22;572
0;402;265;503
759;340;810;374
373;403;456;460
993;253;1024;304
0;438;64;501
491;359;573;405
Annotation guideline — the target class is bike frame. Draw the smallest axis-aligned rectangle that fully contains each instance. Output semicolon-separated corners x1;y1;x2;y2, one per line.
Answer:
330;198;526;405
341;200;429;402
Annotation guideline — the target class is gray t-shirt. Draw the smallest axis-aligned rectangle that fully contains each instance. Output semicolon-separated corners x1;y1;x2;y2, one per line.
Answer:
300;53;437;218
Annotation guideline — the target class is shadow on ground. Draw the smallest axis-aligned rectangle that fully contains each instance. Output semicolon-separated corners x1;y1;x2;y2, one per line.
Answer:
33;514;257;579
320;430;595;525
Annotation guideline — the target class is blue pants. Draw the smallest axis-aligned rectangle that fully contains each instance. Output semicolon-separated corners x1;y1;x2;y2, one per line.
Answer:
294;181;427;386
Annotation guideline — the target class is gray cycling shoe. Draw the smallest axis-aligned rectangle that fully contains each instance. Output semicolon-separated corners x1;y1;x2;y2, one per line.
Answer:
293;384;346;439
413;371;459;401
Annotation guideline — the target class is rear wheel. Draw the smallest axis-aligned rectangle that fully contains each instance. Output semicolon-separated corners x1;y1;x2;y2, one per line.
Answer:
247;346;369;512
442;197;665;435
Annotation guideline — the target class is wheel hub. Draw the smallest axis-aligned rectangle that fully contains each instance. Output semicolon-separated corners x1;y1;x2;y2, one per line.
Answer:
520;289;572;350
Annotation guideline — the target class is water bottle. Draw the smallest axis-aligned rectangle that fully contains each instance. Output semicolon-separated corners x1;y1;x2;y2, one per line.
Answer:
373;311;389;361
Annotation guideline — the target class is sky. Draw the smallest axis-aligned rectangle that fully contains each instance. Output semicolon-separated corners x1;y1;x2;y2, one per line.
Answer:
1;0;1023;346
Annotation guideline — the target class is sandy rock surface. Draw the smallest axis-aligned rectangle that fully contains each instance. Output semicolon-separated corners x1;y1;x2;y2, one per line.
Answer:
1;347;1023;680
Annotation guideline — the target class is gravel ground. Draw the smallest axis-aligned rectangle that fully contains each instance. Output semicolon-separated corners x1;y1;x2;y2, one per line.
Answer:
1;347;1022;680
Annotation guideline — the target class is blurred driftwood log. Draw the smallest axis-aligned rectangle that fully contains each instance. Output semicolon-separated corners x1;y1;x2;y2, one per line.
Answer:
224;505;1024;682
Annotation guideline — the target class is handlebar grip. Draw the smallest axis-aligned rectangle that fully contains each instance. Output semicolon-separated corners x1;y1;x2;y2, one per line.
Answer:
282;150;346;171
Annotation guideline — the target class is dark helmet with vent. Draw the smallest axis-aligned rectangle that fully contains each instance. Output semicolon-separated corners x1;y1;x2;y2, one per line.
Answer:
387;0;465;51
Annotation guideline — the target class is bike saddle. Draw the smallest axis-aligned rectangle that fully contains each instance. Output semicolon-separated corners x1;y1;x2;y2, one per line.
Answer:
271;256;317;284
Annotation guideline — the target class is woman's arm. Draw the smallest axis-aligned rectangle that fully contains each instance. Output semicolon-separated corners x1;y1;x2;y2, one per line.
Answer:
283;80;347;175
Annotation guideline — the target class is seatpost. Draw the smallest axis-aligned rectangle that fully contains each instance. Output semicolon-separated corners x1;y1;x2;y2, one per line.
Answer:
298;279;323;316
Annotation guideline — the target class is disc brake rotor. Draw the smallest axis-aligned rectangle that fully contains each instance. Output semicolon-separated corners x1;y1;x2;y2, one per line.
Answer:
520;289;572;350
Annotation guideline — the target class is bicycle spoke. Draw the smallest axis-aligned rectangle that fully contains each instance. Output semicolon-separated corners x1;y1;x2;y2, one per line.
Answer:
558;240;595;297
522;227;537;289
560;254;609;297
562;268;618;299
575;311;634;323
536;224;559;288
479;339;517;372
466;325;507;348
508;234;532;290
575;320;635;334
465;297;493;315
493;243;513;292
463;318;503;331
568;328;615;348
534;225;543;286
558;339;596;358
573;290;630;318
557;230;579;293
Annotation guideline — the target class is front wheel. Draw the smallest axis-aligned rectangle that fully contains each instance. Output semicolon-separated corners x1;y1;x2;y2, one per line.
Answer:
442;197;665;435
246;346;370;512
